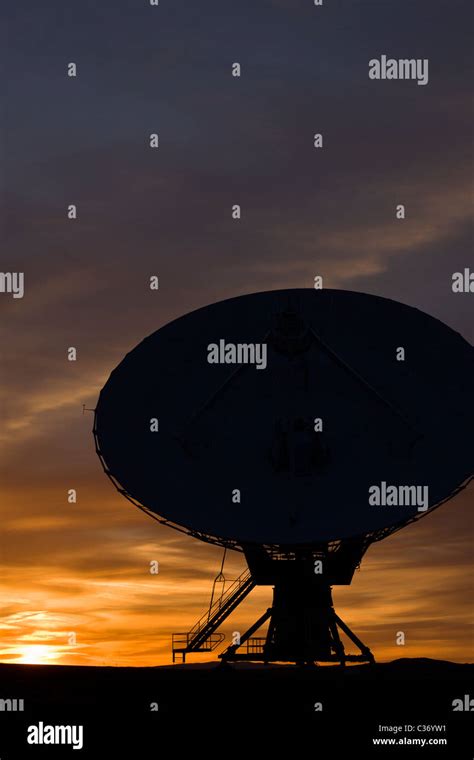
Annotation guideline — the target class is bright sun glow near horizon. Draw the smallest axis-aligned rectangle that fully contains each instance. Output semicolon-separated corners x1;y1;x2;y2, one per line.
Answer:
14;645;60;665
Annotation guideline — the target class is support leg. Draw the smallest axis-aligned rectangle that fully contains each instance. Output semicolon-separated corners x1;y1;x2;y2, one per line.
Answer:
334;613;375;662
220;608;272;661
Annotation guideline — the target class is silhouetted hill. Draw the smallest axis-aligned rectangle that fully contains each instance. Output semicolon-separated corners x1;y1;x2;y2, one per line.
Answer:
0;659;472;757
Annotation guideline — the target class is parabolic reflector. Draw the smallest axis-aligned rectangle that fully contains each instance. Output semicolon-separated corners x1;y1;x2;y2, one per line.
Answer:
94;289;473;546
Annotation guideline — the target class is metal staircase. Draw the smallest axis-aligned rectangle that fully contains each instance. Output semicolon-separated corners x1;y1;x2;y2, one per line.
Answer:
172;569;256;662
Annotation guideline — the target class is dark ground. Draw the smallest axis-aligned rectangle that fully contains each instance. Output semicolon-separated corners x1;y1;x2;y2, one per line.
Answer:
0;658;472;757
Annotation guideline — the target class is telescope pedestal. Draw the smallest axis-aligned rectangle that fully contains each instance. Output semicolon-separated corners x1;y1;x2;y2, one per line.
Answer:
220;547;375;666
220;580;374;665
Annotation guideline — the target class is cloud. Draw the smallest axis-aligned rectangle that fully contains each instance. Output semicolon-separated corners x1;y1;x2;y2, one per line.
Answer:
1;0;472;667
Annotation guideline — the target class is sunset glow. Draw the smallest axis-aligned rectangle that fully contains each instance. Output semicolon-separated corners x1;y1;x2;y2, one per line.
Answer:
1;0;472;670
0;478;472;667
14;645;60;665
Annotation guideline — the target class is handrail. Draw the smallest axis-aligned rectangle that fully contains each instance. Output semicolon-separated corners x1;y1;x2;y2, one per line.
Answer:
188;569;253;639
171;568;256;658
172;632;225;651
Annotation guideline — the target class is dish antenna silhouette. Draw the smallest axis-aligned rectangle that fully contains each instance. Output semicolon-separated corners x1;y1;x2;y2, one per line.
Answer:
94;289;473;666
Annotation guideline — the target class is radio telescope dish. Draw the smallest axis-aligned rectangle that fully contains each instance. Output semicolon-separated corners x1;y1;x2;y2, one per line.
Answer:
94;289;473;666
94;289;473;547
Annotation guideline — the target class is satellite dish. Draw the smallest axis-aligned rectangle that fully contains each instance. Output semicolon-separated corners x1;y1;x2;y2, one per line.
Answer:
94;289;473;665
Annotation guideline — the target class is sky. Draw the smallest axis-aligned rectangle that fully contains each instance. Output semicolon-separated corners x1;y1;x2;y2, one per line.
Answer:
0;0;472;666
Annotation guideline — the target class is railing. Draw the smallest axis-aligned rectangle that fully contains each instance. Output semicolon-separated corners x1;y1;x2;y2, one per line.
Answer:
172;632;225;652
171;568;255;659
242;637;266;654
187;569;253;640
